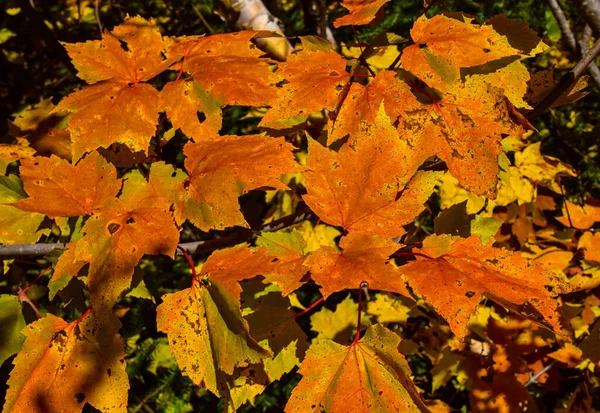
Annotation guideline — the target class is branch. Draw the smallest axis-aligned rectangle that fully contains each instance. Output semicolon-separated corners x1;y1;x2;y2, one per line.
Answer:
547;0;600;89
0;206;314;260
527;37;600;121
574;0;600;34
219;0;293;60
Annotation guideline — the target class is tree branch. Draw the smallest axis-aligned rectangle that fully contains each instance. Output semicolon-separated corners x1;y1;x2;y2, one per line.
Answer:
0;206;314;260
574;0;600;34
547;0;600;89
527;37;600;121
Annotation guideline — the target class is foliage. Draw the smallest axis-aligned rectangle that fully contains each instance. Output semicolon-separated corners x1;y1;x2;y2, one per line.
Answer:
1;0;600;412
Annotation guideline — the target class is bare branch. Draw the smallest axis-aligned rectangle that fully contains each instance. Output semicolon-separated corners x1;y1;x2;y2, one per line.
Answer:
527;37;600;121
547;0;600;89
574;0;600;34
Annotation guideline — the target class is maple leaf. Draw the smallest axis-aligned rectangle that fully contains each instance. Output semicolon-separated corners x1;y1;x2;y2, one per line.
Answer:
333;0;390;28
260;37;351;128
52;170;179;331
0;294;26;366
0;175;48;245
401;14;521;93
0;145;36;175
9;98;72;160
149;135;300;231
401;234;571;340
305;232;409;299
398;77;527;197
556;200;600;230
12;151;121;218
329;70;420;144
579;231;600;262
285;324;429;412
256;230;308;296
55;16;173;161
161;31;279;140
156;245;277;400
304;109;440;238
242;281;309;381
4;312;128;413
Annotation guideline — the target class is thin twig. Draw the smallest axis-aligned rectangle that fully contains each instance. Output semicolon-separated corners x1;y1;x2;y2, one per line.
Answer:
524;359;558;387
191;3;214;34
94;0;103;34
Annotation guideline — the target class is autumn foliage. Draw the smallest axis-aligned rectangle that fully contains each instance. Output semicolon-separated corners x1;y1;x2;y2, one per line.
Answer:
1;1;599;412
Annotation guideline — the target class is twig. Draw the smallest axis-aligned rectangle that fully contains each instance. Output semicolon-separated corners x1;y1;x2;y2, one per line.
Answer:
524;359;558;387
191;3;214;34
94;0;103;34
527;37;600;121
0;206;314;259
547;0;600;89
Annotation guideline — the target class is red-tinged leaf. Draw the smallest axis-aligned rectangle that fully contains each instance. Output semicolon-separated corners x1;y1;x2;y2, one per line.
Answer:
285;324;429;412
333;0;390;28
55;16;173;160
260;37;351;128
156;245;277;400
329;70;420;144
401;234;571;340
304;108;439;238
12;151;121;218
305;232;409;299
149;135;300;232
4;312;128;413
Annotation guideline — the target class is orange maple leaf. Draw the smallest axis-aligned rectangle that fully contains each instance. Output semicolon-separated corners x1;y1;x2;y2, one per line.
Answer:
55;16;174;160
260;37;351;128
398;77;527;197
12;151;121;218
333;0;390;28
286;324;429;412
161;31;280;140
53;171;179;331
305;232;408;299
156;245;276;399
401;234;571;340
401;13;521;92
4;312;128;413
149;135;300;232
329;70;420;144
304;109;439;238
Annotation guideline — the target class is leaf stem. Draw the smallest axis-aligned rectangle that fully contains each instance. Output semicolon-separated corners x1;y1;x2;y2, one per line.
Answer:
293;296;324;319
22;265;52;293
392;251;432;260
177;245;198;283
353;285;363;344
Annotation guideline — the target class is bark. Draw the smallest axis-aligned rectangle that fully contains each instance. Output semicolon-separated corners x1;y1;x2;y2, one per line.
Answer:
573;0;600;34
219;0;293;60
